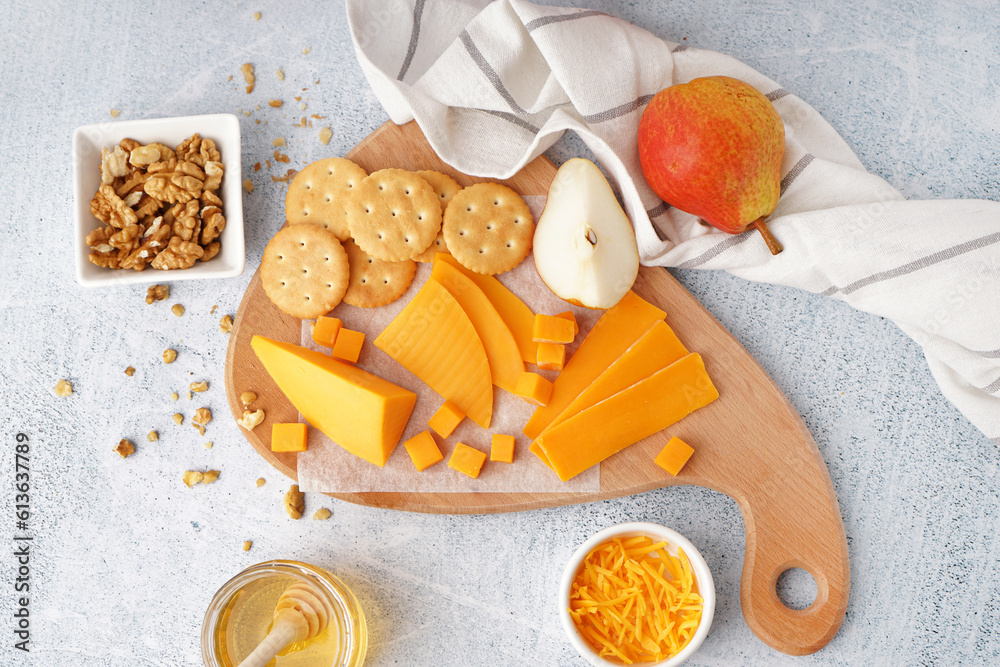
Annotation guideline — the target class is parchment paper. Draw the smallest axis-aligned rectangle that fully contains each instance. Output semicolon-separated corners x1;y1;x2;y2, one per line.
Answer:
296;196;603;493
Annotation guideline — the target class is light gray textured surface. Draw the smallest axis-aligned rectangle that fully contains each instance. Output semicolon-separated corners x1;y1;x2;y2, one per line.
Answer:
1;0;998;665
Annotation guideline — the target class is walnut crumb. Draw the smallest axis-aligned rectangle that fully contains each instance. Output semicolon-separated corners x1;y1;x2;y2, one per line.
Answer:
211;305;218;314
115;438;134;458
194;424;206;436
171;304;185;317
204;441;213;449
284;484;305;519
170;392;179;402
110;109;120;117
273;150;290;164
193;407;212;426
191;381;208;392
276;68;284;81
299;103;307;111
125;366;135;377
202;470;220;484
268;99;283;108
256;477;266;488
243;178;254;193
54;379;73;397
163;349;177;364
253;11;261;20
241;391;257;406
242;540;252;552
319;127;332;145
241;63;255;94
272;137;286;147
237;409;265;431
253;162;261;172
220;315;233;333
147;431;158;442
173;413;183;425
187;391;193;400
312;508;332;521
146;284;169;304
302;47;311;55
182;471;203;487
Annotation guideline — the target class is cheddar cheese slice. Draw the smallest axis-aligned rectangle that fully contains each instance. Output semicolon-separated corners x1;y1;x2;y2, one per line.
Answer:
436;253;538;364
529;320;687;466
430;257;524;392
534;353;718;481
522;291;666;440
374;279;493;428
251;336;416;467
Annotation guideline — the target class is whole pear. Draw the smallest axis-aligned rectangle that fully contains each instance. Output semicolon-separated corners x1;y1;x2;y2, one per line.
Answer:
638;76;785;254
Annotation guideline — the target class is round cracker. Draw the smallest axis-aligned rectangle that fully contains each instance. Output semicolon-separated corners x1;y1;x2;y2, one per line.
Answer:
286;157;367;240
345;168;442;261
261;224;350;319
416;170;462;211
342;238;417;308
442;183;534;275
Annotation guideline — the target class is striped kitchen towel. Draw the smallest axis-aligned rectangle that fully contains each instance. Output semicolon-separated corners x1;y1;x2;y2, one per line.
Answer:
346;0;1000;441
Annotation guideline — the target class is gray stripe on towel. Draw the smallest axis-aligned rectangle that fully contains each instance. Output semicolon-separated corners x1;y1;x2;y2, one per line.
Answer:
646;201;670;219
479;108;540;134
766;88;791;102
819;231;1000;296
525;10;607;32
396;0;427;81
459;30;527;115
781;154;815;193
583;93;656;123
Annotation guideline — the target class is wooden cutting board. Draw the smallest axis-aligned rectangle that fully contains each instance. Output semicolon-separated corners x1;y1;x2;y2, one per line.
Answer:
225;120;848;656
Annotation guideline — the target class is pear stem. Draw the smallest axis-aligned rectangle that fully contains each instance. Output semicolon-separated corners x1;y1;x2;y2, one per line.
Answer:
751;218;783;255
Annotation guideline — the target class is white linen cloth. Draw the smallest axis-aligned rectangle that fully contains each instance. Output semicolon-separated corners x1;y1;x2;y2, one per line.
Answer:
345;0;1000;442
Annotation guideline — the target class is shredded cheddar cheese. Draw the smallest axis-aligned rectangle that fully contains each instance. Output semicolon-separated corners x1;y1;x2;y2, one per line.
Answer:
568;536;704;664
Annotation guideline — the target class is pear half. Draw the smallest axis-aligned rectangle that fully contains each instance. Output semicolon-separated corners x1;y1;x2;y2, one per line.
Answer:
533;158;640;310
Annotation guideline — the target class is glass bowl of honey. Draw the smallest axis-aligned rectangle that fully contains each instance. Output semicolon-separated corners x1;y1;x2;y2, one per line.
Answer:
202;560;367;667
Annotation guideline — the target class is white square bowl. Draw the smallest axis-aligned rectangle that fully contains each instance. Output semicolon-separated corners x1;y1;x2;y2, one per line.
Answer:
73;113;244;287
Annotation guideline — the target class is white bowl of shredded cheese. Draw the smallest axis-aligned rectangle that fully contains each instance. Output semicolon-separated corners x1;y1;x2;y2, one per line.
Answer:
560;522;716;666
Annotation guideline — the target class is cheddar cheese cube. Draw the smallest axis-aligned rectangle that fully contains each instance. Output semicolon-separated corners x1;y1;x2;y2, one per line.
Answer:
654;436;695;476
332;328;365;363
490;434;515;463
428;400;464;438
533;313;576;344
311;316;342;348
514;372;553;406
271;422;308;453
535;342;565;371
448;442;487;479
404;431;444;472
555;311;579;336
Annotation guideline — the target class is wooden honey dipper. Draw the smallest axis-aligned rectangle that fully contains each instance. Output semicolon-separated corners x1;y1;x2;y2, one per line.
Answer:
238;580;335;667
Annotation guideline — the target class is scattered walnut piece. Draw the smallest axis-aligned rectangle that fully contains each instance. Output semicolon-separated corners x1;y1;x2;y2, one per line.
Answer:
241;391;257;406
254;162;261;171
211;305;218;314
146;284;169;304
115;439;135;459
182;471;204;487
202;470;220;484
54;379;73;397
187;391;194;400
313;508;332;521
241;63;255;94
194;424;206;436
220;315;233;333
191;381;209;392
163;349;177;364
253;11;261;20
256;478;266;488
268;99;283;108
276;68;284;81
284;485;305;519
302;47;311;55
170;304;185;317
299;103;307;111
319;127;332;145
238;409;265;431
110;109;120;117
204;441;213;449
171;391;179;401
173;413;184;425
273;150;290;164
193;408;212;426
243;178;254;193
272;137;286;147
125;366;135;377
243;540;253;552
148;431;158;442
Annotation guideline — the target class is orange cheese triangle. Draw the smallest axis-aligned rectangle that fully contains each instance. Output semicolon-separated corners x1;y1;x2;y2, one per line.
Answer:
374;278;493;428
430;257;524;393
523;291;666;440
435;253;538;364
529;320;688;467
250;336;416;467
534;353;718;481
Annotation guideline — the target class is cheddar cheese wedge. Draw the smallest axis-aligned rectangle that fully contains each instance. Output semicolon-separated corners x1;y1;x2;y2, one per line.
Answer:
534;353;718;481
522;291;666;440
251;336;416;467
374;278;493;428
430;257;524;392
